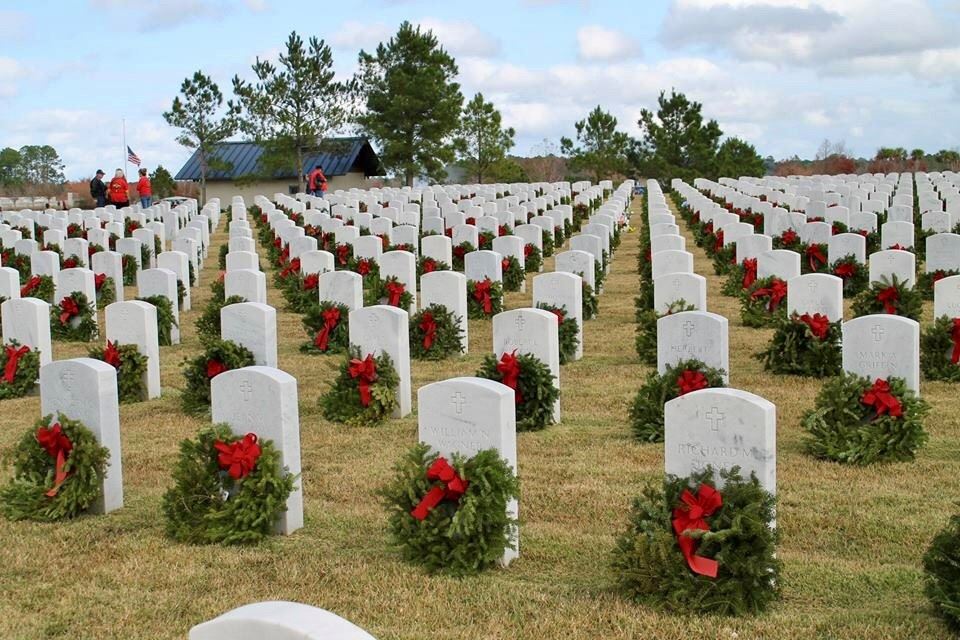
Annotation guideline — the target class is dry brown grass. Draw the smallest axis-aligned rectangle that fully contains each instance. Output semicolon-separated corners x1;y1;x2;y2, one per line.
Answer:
0;197;955;639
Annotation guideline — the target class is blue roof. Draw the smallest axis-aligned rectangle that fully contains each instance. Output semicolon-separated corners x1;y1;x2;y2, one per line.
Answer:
174;137;382;181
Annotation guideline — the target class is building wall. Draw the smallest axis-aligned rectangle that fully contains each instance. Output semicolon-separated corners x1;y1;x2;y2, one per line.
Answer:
200;171;377;206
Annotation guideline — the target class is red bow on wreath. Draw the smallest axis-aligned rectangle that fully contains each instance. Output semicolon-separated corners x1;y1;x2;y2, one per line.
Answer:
472;279;493;314
385;280;406;307
280;258;301;278
501;257;511;273
889;244;907;251
781;229;798;245
834;263;857;280
750;279;787;313
422;258;437;274
336;244;350;266
419;312;437;350
806;245;827;271
349;354;378;407
549;308;565;325
951;318;960;364
103;340;122;369
94;273;107;291
741;258;758;290
672;483;723;578
63;258;78;269
302;273;319;291
713;230;724;253
677;370;708;396
411;457;469;521
314;308;341;352
524;244;534;258
877;286;899;314
36;423;73;497
214;433;262;480
58;297;80;326
497;350;523;404
453;245;467;260
20;275;42;297
206;359;227;379
861;379;902;419
932;270;948;283
3;344;30;384
273;237;282;249
800;313;830;341
356;259;371;276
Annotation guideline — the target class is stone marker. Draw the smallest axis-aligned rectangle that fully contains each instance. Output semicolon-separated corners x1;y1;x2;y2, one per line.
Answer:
842;315;920;394
420;271;468;354
757;250;801;281
926;233;960;274
105;301;161;399
533;272;583;361
651;250;693;279
421;235;453;266
493;308;560;421
657;310;729;382
654;273;708;313
868;249;915;287
934;275;960;318
555;250;596;289
225;251;259;272
157;250;191;311
787;273;844;321
828;233;867;265
380;250;417;314
138;268;181;344
189;601;378;640
319;270;363;310
349;305;411;417
465;250;503;284
221;302;278;368
225;268;267;305
1;297;52;366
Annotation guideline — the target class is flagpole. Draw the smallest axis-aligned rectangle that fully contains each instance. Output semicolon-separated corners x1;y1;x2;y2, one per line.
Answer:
122;118;129;179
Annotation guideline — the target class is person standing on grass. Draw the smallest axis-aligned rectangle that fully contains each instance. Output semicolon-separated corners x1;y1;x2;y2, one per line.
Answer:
137;167;152;209
90;169;107;207
108;168;130;208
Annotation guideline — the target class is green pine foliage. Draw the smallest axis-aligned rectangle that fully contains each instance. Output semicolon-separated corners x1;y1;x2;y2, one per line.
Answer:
611;467;780;616
476;351;559;432
920;316;960;382
739;277;788;328
95;276;117;309
541;228;555;257
467;279;504;319
380;443;519;576
830;257;869;297
162;423;296;545
523;244;542;273
121;255;138;286
137;295;178;346
195;294;246;346
851;275;923;321
629;359;726;443
300;301;350;355
924;510;960;632
0;414;110;522
319;349;400;427
917;270;960;301
635;300;695;366
180;340;255;416
501;255;524;292
802;373;930;464
218;243;229;270
582;281;599;320
50;292;98;342
755;314;842;377
0;341;40;399
409;304;464;360
21;274;55;303
89;343;148;404
536;303;580;365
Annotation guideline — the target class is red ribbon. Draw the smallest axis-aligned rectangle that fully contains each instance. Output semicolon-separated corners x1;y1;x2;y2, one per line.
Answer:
750;279;787;313
741;258;757;290
348;354;378;407
94;273;107;291
280;258;301;278
672;484;723;578
20;275;42;297
386;280;406;306
800;313;830;341
3;344;30;384
422;258;437;273
59;296;80;325
549;308;565;325
273;237;282;249
502;257;511;273
677;370;708;396
206;359;227;379
952;318;960;365
889;244;907;251
713;230;724;253
806;245;827;271
419;311;436;350
356;259;371;276
860;379;902;419
411;457;469;521
472;279;493;314
453;245;467;260
497;350;523;404
303;273;319;290
524;244;533;258
780;229;798;246
36;423;73;497
877;286;899;314
933;270;947;284
214;433;262;480
63;258;78;269
336;244;350;266
103;340;122;369
314;308;341;352
834;262;856;280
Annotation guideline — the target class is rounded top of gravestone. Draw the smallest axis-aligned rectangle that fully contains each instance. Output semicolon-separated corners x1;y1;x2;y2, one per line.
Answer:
189;601;377;640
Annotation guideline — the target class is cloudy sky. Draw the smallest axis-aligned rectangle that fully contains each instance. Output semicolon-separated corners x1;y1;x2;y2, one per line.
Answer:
2;0;959;179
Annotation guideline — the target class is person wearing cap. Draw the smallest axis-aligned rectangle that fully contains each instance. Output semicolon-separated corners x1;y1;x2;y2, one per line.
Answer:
137;167;152;209
90;169;107;207
108;169;130;208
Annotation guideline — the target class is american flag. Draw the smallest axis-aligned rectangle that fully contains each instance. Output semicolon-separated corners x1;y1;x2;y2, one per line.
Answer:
127;146;141;166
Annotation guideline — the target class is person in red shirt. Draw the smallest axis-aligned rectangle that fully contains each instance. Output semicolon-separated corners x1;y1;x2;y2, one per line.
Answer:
108;169;129;208
307;165;328;197
137;168;152;209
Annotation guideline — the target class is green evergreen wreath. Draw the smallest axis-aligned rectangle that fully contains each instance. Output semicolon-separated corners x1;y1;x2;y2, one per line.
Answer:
137;295;178;346
611;467;780;616
501;255;524;292
523;243;542;272
417;255;451;278
720;260;751;297
409;304;464;360
367;275;414;309
139;245;152;271
0;340;40;399
20;274;54;303
553;225;565;248
476;351;559;432
536;303;579;365
95;275;116;309
161;423;297;545
45;242;62;257
2;250;31;282
300;301;350;355
920;316;960;382
121;254;138;286
478;231;495;250
802;373;929;464
452;242;475;271
188;260;196;287
89;342;148;404
218;243;229;270
0;413;110;522
62;254;84;270
320;349;400;427
582;280;599;320
629;359;727;443
467;279;504;319
756;313;842;377
195;293;246;346
541;229;555;257
50;292;98;342
924;509;960;632
831;257;869;297
180;339;256;416
380;442;519;576
711;242;737;276
595;253;608;291
917;269;960;301
851;275;923;321
801;243;830;274
635;300;695;366
740;276;788;328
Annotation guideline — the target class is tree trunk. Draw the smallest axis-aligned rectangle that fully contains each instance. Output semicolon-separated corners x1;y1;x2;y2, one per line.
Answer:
405;170;414;187
297;147;305;193
199;148;207;205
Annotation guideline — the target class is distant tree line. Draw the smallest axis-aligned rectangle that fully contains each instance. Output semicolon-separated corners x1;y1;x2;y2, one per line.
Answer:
0;145;65;188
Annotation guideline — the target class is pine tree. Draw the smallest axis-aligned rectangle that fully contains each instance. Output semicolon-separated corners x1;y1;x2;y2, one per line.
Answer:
354;22;463;186
634;90;723;182
149;165;176;199
560;106;631;183
454;93;515;183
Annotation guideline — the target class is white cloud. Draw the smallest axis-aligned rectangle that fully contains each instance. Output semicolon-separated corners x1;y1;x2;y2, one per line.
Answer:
244;0;268;10
331;21;394;50
576;25;642;61
416;18;500;57
0;57;24;99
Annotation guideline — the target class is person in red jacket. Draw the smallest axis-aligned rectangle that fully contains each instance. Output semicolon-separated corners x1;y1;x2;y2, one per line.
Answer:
108;169;129;208
307;165;328;197
137;167;152;209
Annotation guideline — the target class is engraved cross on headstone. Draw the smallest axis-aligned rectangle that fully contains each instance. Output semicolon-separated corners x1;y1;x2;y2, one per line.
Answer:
682;320;695;337
239;379;253;401
515;314;526;331
705;407;724;432
872;325;885;341
451;391;466;415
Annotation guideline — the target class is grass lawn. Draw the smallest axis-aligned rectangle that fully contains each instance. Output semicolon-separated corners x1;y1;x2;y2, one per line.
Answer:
0;195;955;639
